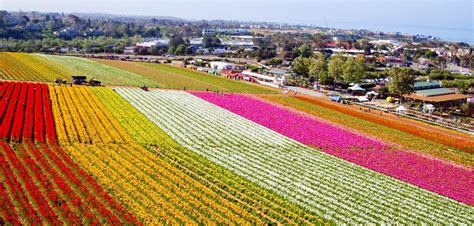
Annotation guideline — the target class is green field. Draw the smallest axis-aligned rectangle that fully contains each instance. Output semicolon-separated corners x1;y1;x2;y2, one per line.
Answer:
37;54;160;86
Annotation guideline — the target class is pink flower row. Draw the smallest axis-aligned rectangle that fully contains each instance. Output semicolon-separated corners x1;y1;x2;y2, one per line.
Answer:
190;91;474;206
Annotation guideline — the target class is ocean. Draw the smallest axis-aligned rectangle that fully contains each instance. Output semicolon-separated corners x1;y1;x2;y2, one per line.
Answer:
328;21;473;44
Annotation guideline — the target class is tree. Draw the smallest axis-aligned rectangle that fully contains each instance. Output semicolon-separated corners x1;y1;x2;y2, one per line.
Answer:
342;56;365;84
291;44;312;59
297;44;312;58
174;44;187;55
203;35;221;48
291;56;311;76
378;86;390;98
328;54;345;83
309;53;328;82
424;50;438;59
388;67;417;99
267;57;283;66
317;70;332;85
168;35;185;54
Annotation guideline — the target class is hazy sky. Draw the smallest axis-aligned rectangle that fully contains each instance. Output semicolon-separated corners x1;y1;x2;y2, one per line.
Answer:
2;0;473;41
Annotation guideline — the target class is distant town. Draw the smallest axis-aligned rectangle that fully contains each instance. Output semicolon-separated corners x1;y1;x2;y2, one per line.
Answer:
1;10;473;130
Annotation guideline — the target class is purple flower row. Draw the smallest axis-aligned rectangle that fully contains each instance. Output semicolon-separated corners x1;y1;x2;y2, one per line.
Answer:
190;91;473;206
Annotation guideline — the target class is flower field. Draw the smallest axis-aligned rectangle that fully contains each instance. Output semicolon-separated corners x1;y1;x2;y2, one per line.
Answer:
137;62;278;93
292;95;474;153
258;94;473;167
1;52;278;92
190;92;474;205
1;64;473;224
92;87;328;224
117;88;473;224
0;81;56;143
93;58;278;93
48;85;324;224
0;81;139;224
0;52;72;82
37;54;161;87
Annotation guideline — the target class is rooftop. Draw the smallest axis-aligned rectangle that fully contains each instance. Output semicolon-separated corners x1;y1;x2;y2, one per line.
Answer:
405;93;469;103
415;88;455;97
413;81;440;90
266;68;289;75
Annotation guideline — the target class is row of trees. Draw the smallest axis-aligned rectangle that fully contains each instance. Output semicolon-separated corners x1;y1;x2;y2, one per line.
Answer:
291;53;423;98
291;53;366;85
0;35;143;53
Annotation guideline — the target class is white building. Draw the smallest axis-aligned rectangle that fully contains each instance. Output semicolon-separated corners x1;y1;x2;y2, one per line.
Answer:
209;62;236;70
136;39;169;48
242;71;276;82
202;28;250;36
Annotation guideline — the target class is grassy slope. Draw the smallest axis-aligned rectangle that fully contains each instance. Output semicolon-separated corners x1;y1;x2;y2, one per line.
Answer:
92;59;223;90
138;62;278;93
258;95;473;167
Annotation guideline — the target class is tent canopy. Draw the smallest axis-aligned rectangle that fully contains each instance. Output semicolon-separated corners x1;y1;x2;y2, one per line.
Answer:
366;91;378;96
357;97;369;102
423;104;435;110
396;106;406;111
348;84;365;91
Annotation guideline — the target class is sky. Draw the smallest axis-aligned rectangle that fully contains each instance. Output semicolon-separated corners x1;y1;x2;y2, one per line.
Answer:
2;0;473;42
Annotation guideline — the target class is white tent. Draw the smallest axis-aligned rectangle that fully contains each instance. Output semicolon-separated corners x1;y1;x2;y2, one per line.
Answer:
395;105;407;114
422;104;435;114
357;96;370;102
348;84;365;92
366;91;379;96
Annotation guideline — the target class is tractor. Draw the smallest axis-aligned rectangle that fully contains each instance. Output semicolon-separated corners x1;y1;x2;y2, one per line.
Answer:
140;85;149;91
88;78;102;86
54;78;68;86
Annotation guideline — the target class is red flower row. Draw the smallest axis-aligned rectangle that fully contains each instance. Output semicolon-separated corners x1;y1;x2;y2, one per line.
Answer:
46;143;141;224
0;141;56;223
0;82;21;140
0;82;58;144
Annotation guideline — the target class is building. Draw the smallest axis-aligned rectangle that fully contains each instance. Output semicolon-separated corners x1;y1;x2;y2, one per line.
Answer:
404;81;469;107
220;36;254;47
242;71;276;82
54;26;82;38
209;62;236;70
264;68;289;77
384;56;405;67
202;28;251;36
123;46;137;54
136;39;169;49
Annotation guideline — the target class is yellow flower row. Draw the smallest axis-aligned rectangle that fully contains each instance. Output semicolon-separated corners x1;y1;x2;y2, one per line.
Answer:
91;87;170;145
64;144;177;224
78;87;131;143
115;143;256;224
50;86;80;144
0;52;72;82
50;86;130;145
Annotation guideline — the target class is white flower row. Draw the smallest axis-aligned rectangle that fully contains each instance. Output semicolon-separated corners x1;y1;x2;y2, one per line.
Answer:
117;88;474;224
